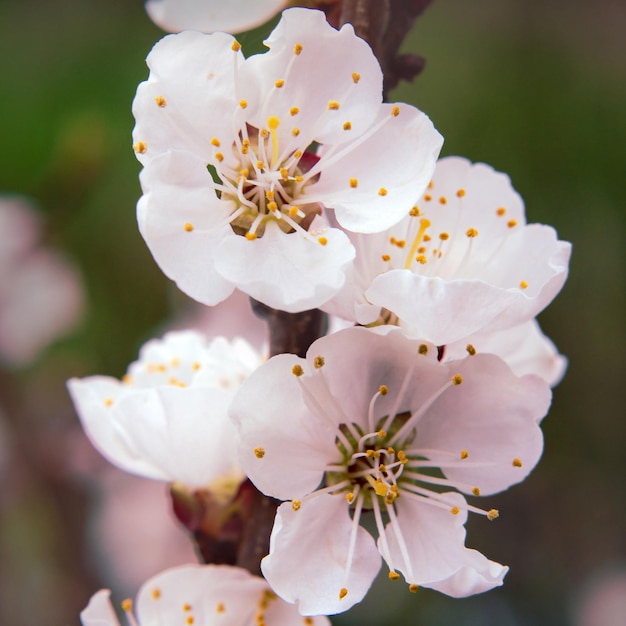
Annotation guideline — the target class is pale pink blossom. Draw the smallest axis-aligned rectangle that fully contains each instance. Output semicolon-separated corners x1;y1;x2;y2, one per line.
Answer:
230;326;551;614
323;156;571;346
146;0;288;34
132;8;442;312
68;331;261;489
81;563;330;625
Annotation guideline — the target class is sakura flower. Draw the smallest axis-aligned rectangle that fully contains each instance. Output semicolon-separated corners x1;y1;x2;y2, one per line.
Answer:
81;563;330;626
230;326;551;614
145;0;287;34
323;156;571;346
68;331;261;489
132;8;442;312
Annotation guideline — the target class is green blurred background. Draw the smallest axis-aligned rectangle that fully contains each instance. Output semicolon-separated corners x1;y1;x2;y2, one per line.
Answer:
0;0;624;624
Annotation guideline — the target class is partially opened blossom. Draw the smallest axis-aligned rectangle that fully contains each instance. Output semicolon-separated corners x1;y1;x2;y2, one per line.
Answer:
0;196;83;367
323;156;571;345
146;0;287;34
230;326;551;614
68;331;261;489
81;563;330;626
132;8;442;312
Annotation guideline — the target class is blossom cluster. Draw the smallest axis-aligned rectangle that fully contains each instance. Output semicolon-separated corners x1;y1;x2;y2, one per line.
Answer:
70;4;571;623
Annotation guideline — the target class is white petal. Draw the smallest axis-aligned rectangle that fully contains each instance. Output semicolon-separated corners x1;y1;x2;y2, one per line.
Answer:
311;104;443;233
214;220;354;312
146;0;287;34
230;354;338;500
80;589;120;626
262;496;381;615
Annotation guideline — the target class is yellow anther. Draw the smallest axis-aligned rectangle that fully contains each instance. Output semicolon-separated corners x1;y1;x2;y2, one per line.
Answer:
428;180;434;189
183;603;192;612
343;121;352;131
378;188;388;196
256;161;264;170
318;236;328;246
291;127;300;136
294;43;303;55
280;167;289;180
374;479;388;496
393;239;406;248
313;355;325;369
241;145;249;156
519;280;528;289
409;584;419;593
192;362;201;371
260;129;269;139
292;364;304;377
439;232;450;241
487;509;499;521
157;364;166;372
439;196;447;205
466;227;479;237
121;599;133;612
512;458;523;468
294;150;302;158
457;188;466;197
352;72;361;83
379;385;388;396
122;374;133;385
397;450;407;463
415;254;427;264
274;79;285;88
418;246;426;254
151;587;161;600
381;254;391;262
215;152;224;162
452;374;463;385
290;106;300;116
345;492;355;503
216;603;225;613
507;219;518;228
154;95;167;107
466;344;476;356
389;571;400;581
292;500;302;511
186;617;194;625
418;344;429;355
377;429;387;439
450;506;460;515
328;100;340;110
472;487;481;496
231;40;241;51
366;450;376;459
242;138;250;148
410;206;421;216
295;176;304;183
254;447;265;459
267;201;278;212
349;178;358;188
391;105;400;117
104;397;114;407
133;141;147;154
423;234;432;241
303;619;314;626
497;207;506;216
265;190;275;201
289;206;299;217
239;99;248;109
424;194;432;201
267;116;280;129
211;137;221;147
460;449;469;460
339;588;348;600
391;485;399;494
245;232;257;240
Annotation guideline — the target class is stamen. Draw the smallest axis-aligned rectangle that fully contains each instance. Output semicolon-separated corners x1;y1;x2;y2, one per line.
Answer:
267;116;281;167
404;218;431;269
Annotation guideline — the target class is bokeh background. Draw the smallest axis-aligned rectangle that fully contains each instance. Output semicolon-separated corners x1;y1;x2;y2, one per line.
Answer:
0;0;624;624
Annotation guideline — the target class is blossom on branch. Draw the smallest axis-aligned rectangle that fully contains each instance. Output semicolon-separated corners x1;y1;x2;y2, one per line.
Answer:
68;331;260;489
80;563;330;625
145;0;288;34
132;8;442;312
230;326;551;614
323;156;571;346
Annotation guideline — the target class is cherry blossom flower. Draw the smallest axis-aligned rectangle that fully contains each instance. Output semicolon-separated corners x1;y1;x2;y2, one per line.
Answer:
230;326;551;614
0;196;83;367
80;563;330;626
132;8;442;312
68;331;261;489
323;156;571;346
145;0;288;34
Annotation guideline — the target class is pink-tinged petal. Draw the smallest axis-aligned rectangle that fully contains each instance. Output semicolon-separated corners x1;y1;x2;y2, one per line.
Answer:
136;564;266;623
67;377;168;480
264;597;331;626
230;354;337;500
446;319;568;387
80;589;120;626
214;220;354;312
115;386;240;489
132;31;241;163
420;354;550;495
240;8;382;149
0;196;40;266
310;104;442;233
262;496;381;615
138;150;235;306
146;0;287;35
